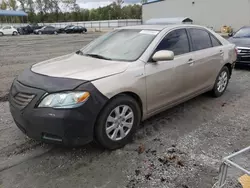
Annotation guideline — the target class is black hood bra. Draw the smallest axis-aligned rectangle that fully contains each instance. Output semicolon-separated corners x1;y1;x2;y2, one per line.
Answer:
17;68;87;93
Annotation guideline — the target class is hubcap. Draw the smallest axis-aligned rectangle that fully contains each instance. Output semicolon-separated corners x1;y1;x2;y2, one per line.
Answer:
105;105;134;141
217;71;228;93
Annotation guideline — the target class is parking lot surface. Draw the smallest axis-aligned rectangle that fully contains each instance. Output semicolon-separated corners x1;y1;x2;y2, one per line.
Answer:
0;33;101;101
0;34;249;188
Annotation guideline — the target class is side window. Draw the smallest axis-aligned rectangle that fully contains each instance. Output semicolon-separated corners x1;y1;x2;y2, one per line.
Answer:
155;29;190;56
3;26;11;29
210;34;222;47
189;29;212;51
46;26;53;30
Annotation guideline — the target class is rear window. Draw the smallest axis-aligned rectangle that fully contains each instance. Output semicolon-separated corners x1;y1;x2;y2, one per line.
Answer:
210;34;222;47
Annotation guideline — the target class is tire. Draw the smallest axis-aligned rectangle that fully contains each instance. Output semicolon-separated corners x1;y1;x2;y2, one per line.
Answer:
211;66;230;97
54;31;58;35
95;95;141;150
0;32;4;36
12;31;18;36
38;31;42;35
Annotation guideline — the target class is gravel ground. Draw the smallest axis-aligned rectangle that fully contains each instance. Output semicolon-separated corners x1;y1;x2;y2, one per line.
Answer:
0;35;249;188
0;33;101;101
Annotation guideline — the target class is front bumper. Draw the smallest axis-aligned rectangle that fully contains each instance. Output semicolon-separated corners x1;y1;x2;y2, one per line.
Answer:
9;78;108;146
236;55;250;65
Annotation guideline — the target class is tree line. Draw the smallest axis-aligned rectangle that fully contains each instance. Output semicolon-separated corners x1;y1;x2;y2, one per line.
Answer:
0;0;142;23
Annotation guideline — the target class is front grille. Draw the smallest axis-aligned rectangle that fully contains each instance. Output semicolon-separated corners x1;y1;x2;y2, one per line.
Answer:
13;93;35;108
238;48;250;54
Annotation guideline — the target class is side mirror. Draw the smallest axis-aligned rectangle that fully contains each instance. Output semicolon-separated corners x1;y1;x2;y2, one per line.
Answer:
152;50;174;62
228;32;234;37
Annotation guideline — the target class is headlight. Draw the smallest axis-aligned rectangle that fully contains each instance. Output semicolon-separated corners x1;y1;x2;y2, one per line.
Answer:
38;91;90;108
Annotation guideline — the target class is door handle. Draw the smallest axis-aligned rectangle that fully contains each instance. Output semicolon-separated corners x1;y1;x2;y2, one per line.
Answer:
187;58;194;65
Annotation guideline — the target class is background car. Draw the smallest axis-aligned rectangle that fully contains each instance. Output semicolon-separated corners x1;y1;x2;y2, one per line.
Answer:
228;26;250;66
17;23;43;35
65;26;87;34
0;26;18;36
58;25;75;33
34;26;59;35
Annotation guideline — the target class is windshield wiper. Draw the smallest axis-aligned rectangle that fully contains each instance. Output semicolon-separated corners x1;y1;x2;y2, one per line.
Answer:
84;53;113;60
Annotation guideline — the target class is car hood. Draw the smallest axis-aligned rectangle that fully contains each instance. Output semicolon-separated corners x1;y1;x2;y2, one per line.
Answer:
31;53;130;81
228;37;250;48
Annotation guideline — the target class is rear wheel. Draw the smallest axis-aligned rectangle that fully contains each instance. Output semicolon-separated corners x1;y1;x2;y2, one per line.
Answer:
0;32;4;36
211;66;230;97
54;31;58;35
38;31;42;35
12;31;18;36
95;95;141;150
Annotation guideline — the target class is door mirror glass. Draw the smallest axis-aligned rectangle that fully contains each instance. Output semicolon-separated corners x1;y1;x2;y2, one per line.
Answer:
152;50;174;62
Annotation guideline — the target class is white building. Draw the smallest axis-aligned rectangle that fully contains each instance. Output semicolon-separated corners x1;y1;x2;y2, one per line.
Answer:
142;0;250;31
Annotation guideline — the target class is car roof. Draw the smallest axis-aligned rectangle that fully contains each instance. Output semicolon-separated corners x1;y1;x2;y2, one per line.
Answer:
241;26;250;29
116;24;209;31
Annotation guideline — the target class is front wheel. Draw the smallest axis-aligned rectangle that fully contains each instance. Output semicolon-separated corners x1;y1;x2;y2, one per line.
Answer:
95;95;141;150
211;66;230;97
0;32;3;36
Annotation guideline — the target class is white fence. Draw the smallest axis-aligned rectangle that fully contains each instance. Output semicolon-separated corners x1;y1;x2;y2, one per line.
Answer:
0;19;142;29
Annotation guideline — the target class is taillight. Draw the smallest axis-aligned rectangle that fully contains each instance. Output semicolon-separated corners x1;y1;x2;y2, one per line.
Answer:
235;48;238;56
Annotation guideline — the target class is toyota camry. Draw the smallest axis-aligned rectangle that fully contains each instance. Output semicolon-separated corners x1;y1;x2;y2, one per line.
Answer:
9;24;237;149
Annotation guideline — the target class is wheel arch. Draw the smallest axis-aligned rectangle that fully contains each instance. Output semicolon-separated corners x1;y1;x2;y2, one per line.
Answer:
224;63;232;78
93;91;144;143
117;91;143;118
94;91;144;128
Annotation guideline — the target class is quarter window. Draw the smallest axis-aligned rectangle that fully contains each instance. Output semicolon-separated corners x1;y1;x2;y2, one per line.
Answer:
210;34;222;47
155;29;190;56
189;29;212;51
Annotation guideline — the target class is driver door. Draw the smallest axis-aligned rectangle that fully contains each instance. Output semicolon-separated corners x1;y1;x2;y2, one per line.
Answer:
145;29;194;114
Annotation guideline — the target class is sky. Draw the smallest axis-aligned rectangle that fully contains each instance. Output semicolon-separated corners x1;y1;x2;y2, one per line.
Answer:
77;0;141;9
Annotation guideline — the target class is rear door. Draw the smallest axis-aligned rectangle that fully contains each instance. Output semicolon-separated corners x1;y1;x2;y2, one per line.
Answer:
187;28;224;92
145;28;195;114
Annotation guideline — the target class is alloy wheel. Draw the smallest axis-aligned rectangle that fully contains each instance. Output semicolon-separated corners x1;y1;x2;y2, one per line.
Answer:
217;70;228;93
105;105;134;141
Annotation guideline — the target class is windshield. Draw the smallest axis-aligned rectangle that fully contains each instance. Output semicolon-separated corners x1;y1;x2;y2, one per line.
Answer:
233;27;250;38
80;29;159;61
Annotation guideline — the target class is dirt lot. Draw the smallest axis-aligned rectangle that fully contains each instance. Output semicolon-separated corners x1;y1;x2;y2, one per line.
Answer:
0;33;101;101
0;34;249;188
